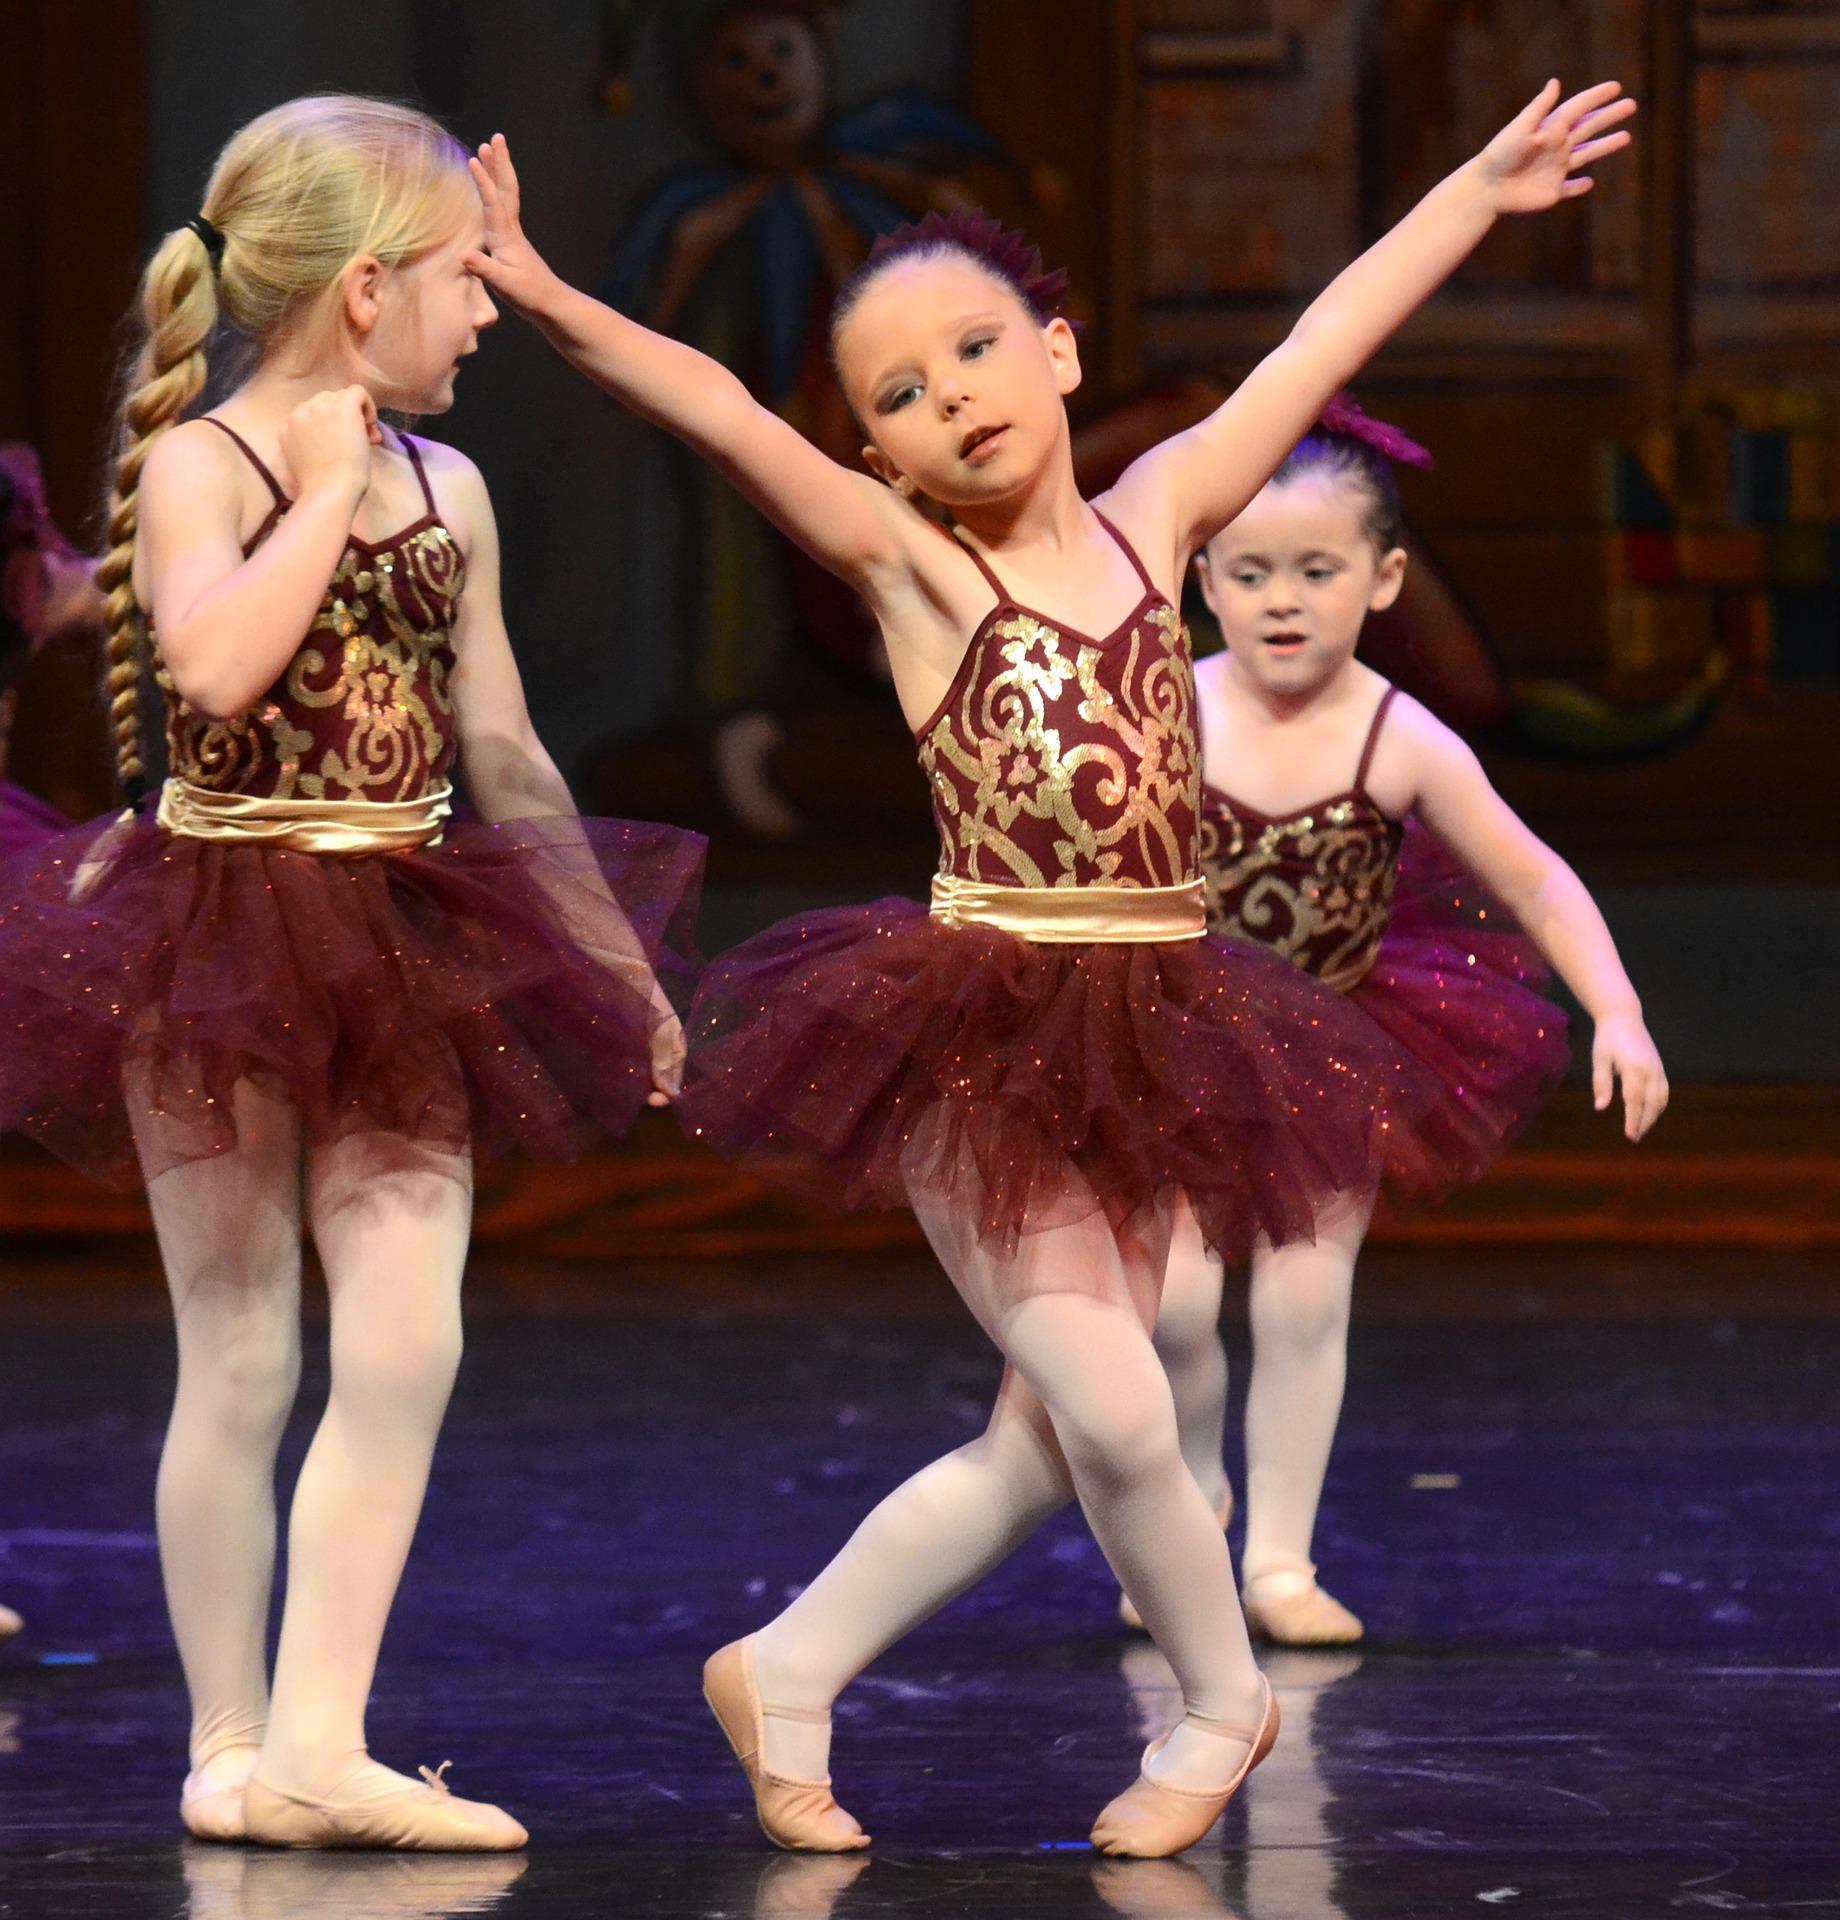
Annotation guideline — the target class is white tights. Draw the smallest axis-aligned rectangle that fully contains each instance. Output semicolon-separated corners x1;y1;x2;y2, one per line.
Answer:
1155;1194;1369;1586
136;1076;472;1799
751;1188;1265;1794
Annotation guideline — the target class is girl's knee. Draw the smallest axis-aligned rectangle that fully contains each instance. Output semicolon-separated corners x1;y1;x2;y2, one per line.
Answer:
1055;1393;1182;1493
331;1311;463;1412
1250;1266;1351;1351
177;1317;302;1432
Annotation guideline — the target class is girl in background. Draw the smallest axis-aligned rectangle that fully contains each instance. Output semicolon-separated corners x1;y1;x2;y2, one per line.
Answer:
1118;397;1663;1647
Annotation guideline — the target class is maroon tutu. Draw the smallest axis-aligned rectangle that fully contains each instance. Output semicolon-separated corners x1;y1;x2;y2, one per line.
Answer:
680;896;1438;1266
1347;819;1570;1199
0;781;65;865
0;808;702;1188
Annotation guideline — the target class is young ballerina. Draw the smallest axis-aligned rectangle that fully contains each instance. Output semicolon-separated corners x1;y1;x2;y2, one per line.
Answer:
1114;398;1666;1648
464;76;1637;1856
0;96;702;1849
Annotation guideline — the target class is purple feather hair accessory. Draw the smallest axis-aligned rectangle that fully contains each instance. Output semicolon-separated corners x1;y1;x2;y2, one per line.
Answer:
865;209;1072;323
1315;392;1434;470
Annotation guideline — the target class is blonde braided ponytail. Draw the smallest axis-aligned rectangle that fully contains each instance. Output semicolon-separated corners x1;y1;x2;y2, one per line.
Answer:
97;225;218;799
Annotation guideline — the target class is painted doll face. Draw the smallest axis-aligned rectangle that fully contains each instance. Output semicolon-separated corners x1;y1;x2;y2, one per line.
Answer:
690;8;830;168
1195;470;1406;698
835;255;1082;513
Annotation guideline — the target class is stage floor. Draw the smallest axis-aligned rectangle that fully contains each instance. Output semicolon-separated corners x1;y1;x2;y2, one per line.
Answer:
1;1245;1836;1918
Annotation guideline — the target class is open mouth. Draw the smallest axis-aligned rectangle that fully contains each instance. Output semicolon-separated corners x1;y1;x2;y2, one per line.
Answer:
960;424;1009;462
1263;631;1307;652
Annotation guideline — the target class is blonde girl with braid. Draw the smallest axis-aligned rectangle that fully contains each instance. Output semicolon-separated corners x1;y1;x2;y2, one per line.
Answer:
0;95;703;1850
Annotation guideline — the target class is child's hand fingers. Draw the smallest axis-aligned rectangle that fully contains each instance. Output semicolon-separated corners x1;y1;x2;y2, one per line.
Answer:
1514;78;1563;132
1592;1045;1613;1111
1570;131;1632;169
1574;97;1637;141
1555;80;1624;132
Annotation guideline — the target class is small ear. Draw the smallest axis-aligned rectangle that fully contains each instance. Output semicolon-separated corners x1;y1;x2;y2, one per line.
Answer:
1043;315;1083;399
1369;544;1408;613
861;444;916;497
341;254;387;335
1191;543;1225;621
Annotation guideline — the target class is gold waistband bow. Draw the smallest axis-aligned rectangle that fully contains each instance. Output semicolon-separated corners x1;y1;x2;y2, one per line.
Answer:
156;778;452;855
929;873;1206;944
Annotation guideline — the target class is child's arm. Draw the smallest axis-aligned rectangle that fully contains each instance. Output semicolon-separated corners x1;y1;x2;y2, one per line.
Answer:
443;449;685;1103
1392;700;1667;1142
1109;81;1636;576
138;387;380;718
462;138;916;601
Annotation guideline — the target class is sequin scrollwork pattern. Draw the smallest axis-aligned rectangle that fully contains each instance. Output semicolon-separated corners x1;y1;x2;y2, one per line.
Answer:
919;602;1201;891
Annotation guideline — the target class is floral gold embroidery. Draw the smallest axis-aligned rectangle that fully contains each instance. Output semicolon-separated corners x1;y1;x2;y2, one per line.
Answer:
159;523;465;805
1201;793;1403;991
920;604;1200;892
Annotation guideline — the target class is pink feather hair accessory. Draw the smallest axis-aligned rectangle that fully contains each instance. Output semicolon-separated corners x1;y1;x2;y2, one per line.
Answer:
865;209;1072;324
1315;392;1434;470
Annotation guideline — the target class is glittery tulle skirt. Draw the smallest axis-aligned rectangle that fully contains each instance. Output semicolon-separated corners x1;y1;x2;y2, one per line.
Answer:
679;894;1437;1304
0;781;65;863
0;809;704;1188
1349;822;1570;1198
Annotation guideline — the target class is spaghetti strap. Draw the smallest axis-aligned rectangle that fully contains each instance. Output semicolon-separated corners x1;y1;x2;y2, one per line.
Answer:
200;416;289;506
950;527;1009;602
1353;685;1399;794
1091;508;1156;593
399;433;437;515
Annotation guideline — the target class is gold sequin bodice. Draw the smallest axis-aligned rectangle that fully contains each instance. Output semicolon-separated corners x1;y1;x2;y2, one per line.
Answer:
916;514;1200;891
1197;686;1404;991
154;420;464;803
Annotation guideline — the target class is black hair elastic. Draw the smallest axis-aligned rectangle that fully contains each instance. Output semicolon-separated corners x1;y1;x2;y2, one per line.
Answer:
184;214;227;270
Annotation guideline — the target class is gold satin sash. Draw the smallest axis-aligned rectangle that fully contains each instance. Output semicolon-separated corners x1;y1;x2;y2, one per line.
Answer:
156;778;452;855
929;873;1206;944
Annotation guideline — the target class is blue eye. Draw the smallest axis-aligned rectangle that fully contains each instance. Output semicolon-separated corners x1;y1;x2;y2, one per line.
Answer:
882;384;921;414
963;336;994;360
1304;567;1337;582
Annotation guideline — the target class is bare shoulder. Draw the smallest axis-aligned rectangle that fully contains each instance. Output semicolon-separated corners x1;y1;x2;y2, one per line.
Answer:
398;433;492;552
1088;482;1185;602
1384;688;1472;766
140;416;247;501
1191;647;1232;699
400;433;481;485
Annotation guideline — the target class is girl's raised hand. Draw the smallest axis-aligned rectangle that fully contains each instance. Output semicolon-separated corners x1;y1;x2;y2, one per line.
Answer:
281;385;379;504
463;134;559;313
1592;1008;1668;1143
1478;79;1637;213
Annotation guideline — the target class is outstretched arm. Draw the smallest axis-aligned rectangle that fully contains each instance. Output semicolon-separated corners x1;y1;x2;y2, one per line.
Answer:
463;136;912;596
1110;80;1637;576
446;452;686;1104
1396;700;1667;1142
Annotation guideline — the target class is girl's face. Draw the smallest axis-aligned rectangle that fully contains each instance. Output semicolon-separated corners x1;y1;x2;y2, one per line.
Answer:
835;256;1081;511
1195;470;1406;699
353;193;498;413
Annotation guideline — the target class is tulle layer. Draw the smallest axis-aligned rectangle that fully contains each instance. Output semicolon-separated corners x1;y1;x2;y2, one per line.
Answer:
0;809;704;1188
679;896;1433;1271
1349;822;1570;1198
0;781;65;863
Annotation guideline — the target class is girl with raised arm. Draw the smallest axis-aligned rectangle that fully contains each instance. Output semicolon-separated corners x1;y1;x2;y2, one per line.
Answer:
466;77;1635;1856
